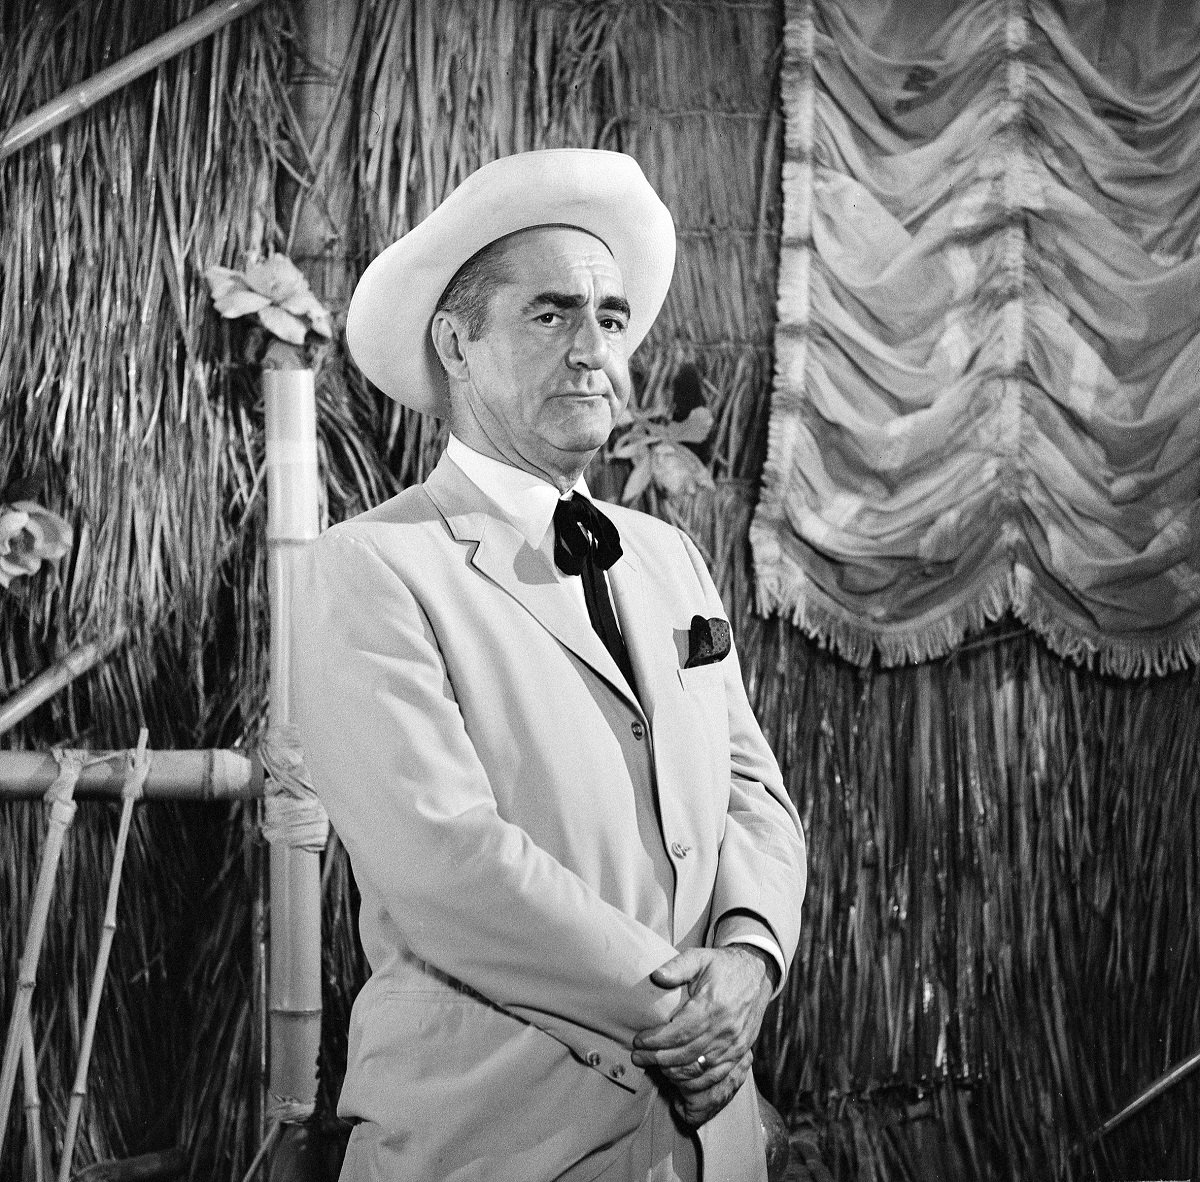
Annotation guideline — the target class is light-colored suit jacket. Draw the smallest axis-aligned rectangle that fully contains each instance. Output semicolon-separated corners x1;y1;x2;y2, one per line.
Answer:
291;454;807;1182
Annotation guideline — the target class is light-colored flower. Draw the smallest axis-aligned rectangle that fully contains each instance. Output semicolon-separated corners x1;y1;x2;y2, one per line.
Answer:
610;405;716;503
0;500;73;589
204;254;332;346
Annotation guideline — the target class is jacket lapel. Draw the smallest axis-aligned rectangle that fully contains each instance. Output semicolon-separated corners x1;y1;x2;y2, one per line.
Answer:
607;546;667;728
424;455;644;717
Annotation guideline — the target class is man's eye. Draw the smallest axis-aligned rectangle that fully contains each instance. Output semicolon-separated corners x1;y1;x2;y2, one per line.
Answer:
600;317;627;333
536;312;562;325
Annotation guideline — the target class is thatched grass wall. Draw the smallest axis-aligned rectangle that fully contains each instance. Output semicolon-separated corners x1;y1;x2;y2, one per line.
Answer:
2;2;1198;1180
2;1;293;1176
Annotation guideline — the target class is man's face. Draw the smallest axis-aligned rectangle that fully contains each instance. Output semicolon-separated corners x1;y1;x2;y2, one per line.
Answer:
446;226;634;486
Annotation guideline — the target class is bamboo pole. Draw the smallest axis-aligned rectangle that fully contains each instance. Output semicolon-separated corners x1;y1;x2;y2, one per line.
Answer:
0;0;270;161
284;0;360;311
262;369;323;1175
57;731;151;1182
21;1023;45;1182
0;631;128;737
0;749;262;801
72;1147;186;1181
0;752;83;1162
1086;1046;1200;1145
265;9;355;1172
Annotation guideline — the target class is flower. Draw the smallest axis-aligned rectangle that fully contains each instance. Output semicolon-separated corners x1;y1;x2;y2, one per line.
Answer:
204;254;333;346
0;500;73;588
609;405;716;503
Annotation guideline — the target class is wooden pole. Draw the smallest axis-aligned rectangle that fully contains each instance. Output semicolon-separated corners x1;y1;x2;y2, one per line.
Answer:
266;1;358;1172
262;369;323;1181
283;0;360;312
1085;1045;1200;1146
0;0;270;160
21;1024;45;1182
57;732;150;1182
0;749;261;801
0;632;128;737
0;754;82;1162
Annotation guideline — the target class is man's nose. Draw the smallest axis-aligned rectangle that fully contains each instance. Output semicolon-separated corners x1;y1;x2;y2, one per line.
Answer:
567;314;606;369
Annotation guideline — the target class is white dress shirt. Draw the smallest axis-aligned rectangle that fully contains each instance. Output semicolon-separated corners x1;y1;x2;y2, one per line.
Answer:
445;433;608;628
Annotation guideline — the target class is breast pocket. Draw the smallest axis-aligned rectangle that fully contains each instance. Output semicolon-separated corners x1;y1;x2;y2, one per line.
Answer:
676;661;727;694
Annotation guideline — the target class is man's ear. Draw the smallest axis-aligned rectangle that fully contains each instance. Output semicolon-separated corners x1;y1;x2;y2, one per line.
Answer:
431;312;471;383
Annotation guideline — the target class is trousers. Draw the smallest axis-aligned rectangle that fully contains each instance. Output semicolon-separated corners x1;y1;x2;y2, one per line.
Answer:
557;1088;699;1182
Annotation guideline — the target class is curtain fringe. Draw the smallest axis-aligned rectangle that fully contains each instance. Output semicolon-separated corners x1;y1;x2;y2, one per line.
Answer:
760;563;1200;676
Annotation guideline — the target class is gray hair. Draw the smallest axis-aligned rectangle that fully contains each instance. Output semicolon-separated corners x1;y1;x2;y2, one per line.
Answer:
434;237;513;340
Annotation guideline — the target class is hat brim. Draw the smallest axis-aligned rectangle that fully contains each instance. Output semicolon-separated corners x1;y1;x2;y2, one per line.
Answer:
345;150;676;417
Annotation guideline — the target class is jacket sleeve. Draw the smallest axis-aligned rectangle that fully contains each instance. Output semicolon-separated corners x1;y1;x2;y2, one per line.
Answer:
677;530;808;985
290;529;682;1074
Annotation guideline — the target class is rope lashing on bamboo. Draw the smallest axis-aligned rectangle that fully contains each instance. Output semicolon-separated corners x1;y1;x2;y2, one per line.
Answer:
259;723;328;852
0;748;87;1162
256;724;324;1133
57;731;150;1182
266;1095;315;1123
44;746;84;814
241;1096;316;1182
240;1093;317;1182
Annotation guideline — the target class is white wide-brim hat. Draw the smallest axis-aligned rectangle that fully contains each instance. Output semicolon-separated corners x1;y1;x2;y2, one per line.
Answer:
345;149;676;417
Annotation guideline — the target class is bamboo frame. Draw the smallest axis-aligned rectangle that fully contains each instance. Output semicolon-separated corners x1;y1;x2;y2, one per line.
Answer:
0;749;262;801
0;632;128;738
0;0;270;160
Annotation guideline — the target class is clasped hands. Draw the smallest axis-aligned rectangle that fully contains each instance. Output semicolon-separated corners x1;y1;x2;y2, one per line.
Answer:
631;945;776;1129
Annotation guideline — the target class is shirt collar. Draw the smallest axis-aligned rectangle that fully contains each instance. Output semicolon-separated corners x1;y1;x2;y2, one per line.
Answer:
445;434;590;550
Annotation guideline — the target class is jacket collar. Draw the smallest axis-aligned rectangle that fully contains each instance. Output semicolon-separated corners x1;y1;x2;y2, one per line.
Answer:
424;453;653;720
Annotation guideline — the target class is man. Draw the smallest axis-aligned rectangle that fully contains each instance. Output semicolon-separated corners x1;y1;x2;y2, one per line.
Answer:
292;149;806;1182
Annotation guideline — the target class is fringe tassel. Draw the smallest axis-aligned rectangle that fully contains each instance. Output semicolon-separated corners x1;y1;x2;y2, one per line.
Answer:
758;557;1200;677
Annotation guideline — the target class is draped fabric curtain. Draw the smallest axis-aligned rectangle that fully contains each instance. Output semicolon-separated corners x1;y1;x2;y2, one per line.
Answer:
751;0;1200;676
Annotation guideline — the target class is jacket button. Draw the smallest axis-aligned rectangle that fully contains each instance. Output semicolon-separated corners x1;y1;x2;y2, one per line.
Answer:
610;1064;626;1079
586;1050;602;1067
670;841;690;859
631;720;646;741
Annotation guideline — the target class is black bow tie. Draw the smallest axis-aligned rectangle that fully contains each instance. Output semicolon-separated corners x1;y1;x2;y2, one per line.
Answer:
551;494;637;696
552;494;623;576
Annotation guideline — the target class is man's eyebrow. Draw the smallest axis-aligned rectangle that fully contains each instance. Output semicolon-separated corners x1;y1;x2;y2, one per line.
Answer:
522;291;631;319
523;291;585;314
599;295;632;319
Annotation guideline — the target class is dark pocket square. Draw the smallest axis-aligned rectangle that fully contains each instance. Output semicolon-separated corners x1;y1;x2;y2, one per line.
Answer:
684;615;731;668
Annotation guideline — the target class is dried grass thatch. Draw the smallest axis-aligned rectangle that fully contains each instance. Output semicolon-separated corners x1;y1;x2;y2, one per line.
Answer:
3;1;1198;1180
1;1;290;1176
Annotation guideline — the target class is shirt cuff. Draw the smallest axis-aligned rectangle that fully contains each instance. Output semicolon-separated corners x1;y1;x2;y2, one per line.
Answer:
712;913;786;998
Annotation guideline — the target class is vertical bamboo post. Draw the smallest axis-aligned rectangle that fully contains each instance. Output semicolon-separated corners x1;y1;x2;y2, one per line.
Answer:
263;367;324;1180
267;4;357;1175
284;0;359;312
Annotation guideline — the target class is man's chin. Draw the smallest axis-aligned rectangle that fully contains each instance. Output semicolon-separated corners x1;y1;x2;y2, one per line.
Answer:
544;408;617;454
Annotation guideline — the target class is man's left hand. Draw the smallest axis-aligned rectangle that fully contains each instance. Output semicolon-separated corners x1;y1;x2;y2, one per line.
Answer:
630;945;775;1118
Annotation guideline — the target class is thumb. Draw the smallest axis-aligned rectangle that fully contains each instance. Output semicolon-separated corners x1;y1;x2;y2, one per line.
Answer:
651;948;707;989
